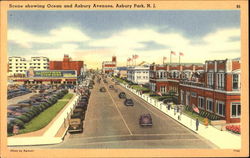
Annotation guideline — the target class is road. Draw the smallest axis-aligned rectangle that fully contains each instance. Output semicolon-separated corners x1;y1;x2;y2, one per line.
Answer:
43;77;217;149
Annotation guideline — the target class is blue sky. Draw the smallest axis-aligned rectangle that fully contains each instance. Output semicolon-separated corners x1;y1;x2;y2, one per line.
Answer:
8;10;240;68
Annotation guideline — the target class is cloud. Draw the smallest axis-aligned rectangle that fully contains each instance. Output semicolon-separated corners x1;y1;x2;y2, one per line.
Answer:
8;27;90;48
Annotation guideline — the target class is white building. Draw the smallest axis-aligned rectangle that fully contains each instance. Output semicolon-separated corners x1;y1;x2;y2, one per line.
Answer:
127;65;150;85
8;56;49;76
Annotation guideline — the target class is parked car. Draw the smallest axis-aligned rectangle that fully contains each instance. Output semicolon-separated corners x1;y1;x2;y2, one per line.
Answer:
124;99;134;106
115;82;119;85
139;114;153;126
99;87;106;92
119;92;126;99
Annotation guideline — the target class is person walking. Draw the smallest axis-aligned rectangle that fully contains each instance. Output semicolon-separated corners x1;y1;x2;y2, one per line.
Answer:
196;118;199;131
174;105;177;115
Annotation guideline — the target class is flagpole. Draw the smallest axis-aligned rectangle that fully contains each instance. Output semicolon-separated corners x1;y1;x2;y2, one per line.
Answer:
170;52;172;65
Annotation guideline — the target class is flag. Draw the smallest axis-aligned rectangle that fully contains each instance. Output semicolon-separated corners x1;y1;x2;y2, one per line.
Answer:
127;58;131;62
171;51;176;55
157;91;162;96
192;105;200;113
163;57;167;60
179;52;184;56
133;54;139;59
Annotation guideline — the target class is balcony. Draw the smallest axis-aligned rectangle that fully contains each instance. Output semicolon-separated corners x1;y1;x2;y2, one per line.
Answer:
180;80;205;87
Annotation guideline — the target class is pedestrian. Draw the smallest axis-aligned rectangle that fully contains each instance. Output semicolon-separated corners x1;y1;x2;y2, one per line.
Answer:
196;118;199;131
177;106;180;113
174;106;177;115
204;117;209;128
168;104;171;110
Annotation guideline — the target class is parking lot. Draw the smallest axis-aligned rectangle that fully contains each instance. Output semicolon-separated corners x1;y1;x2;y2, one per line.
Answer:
47;76;217;148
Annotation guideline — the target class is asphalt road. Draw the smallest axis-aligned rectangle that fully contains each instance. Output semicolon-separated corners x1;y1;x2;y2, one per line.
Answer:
45;77;217;149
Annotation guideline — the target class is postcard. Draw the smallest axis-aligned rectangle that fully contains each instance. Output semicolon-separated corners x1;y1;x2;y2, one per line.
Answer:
0;0;249;157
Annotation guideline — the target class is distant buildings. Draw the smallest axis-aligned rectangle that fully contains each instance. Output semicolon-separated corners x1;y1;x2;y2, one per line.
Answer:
102;56;117;74
114;67;128;79
49;54;84;76
8;56;49;76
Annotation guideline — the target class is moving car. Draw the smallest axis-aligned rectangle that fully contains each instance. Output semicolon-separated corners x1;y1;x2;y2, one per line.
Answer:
109;85;114;89
99;87;106;92
139;114;153;126
124;99;134;106
119;92;126;99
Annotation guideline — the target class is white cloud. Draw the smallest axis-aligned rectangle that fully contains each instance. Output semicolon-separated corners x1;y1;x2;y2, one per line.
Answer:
8;27;90;48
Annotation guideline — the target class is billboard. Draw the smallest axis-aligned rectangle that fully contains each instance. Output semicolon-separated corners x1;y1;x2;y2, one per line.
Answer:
26;69;77;78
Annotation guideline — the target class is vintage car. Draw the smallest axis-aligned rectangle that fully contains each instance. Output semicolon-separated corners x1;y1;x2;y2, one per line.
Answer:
119;92;126;99
99;87;106;92
124;99;134;106
139;114;153;126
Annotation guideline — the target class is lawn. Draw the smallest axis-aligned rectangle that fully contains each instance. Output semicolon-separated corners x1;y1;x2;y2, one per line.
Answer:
18;93;73;134
131;85;150;91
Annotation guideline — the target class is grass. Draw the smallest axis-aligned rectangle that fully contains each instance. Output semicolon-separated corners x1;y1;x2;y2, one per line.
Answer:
18;93;73;134
131;85;150;91
183;110;211;125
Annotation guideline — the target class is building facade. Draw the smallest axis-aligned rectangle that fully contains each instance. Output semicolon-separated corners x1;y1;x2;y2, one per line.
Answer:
49;55;84;76
8;56;49;76
179;59;241;123
127;65;150;85
102;56;117;74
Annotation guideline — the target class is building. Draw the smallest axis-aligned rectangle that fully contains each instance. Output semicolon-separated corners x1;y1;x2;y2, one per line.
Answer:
114;67;128;79
179;58;241;123
12;69;77;85
102;56;117;74
8;56;49;76
127;65;150;85
149;63;204;94
49;54;84;76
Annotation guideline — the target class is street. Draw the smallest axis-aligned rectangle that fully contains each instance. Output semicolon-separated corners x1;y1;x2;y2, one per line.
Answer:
44;77;217;148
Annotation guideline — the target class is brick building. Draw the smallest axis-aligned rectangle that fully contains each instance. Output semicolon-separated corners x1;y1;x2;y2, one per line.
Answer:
102;56;117;74
49;55;83;76
179;58;241;123
149;58;241;123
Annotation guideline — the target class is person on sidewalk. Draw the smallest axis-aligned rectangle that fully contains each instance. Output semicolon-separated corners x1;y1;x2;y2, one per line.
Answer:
174;106;177;115
196;118;199;131
204;117;209;128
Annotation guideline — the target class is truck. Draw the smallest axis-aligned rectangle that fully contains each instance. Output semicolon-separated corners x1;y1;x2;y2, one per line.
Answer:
68;112;84;133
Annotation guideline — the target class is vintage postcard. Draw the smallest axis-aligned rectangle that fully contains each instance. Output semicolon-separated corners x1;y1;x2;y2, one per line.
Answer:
0;0;249;157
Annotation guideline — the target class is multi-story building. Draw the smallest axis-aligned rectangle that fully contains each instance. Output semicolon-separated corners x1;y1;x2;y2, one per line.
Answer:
8;56;49;76
127;65;150;85
49;54;84;76
179;58;241;123
102;56;117;74
149;63;204;94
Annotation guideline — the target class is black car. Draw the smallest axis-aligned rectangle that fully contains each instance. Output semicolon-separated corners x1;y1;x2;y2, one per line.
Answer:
119;92;126;99
99;87;106;92
139;114;153;126
109;85;114;89
124;99;134;106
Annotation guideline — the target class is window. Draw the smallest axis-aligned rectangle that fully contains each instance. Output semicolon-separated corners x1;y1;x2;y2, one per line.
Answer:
9;63;12;65
198;97;205;109
216;101;225;116
206;99;213;112
231;103;240;118
186;92;190;106
9;59;12;62
207;73;214;88
216;73;225;90
232;74;240;90
16;63;18;65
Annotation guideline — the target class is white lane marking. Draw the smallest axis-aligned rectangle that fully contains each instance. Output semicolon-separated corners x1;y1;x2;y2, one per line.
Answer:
104;83;133;135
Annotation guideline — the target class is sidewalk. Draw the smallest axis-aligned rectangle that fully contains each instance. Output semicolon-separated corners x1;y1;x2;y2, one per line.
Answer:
8;92;80;146
121;83;241;149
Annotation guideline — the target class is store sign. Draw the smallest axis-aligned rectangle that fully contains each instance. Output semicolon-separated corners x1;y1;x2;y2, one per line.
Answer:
26;69;76;78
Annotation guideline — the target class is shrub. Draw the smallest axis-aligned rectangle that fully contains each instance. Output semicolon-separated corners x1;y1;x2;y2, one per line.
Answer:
12;119;25;129
7;123;14;133
23;112;34;120
16;115;30;123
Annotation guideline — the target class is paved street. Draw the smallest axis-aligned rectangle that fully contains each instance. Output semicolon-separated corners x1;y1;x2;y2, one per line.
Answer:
42;77;217;149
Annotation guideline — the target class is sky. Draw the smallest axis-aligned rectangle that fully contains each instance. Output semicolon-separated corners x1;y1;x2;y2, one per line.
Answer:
8;10;240;69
